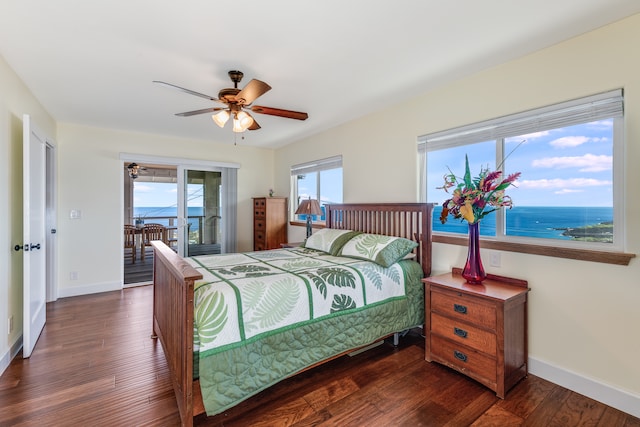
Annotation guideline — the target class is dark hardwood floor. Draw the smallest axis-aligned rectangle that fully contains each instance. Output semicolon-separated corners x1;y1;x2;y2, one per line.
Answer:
1;285;638;426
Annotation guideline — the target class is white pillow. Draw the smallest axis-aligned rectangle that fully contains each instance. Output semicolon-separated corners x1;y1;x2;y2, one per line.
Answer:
303;229;361;255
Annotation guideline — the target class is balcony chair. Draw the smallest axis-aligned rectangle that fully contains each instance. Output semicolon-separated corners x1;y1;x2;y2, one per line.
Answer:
141;223;167;261
124;224;138;263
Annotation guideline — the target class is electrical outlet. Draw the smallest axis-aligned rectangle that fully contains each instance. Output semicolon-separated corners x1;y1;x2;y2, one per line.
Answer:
490;252;501;267
8;315;13;335
70;271;78;281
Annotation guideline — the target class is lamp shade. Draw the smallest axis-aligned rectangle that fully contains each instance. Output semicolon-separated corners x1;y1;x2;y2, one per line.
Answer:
236;111;254;130
212;110;230;127
295;199;322;216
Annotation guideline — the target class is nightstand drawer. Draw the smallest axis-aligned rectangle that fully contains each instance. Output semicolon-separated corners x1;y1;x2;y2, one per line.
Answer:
431;335;496;384
431;312;496;356
431;289;496;330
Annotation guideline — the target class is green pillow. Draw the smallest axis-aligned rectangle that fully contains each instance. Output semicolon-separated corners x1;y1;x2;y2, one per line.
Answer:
339;233;418;267
303;229;361;255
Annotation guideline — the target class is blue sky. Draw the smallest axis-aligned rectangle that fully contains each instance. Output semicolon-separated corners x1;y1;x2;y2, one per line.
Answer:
297;168;343;205
134;182;204;208
427;120;614;207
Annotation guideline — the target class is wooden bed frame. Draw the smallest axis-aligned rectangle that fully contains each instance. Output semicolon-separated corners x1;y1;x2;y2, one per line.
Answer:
151;202;433;426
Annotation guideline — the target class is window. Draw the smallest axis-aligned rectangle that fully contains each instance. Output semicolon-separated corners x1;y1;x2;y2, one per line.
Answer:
290;155;343;223
419;89;624;252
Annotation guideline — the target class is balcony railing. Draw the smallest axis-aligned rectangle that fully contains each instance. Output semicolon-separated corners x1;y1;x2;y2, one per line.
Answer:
130;215;211;244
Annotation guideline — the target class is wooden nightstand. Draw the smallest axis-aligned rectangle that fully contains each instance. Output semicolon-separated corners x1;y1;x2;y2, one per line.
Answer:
423;269;529;398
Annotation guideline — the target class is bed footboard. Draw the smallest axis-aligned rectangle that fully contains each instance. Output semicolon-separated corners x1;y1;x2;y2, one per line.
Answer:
151;241;203;427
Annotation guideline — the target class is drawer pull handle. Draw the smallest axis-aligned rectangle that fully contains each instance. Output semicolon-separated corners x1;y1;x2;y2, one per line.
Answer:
454;327;468;338
453;303;467;314
454;350;468;362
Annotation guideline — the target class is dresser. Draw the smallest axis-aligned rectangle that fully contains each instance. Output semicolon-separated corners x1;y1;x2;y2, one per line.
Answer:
423;270;529;398
253;197;288;251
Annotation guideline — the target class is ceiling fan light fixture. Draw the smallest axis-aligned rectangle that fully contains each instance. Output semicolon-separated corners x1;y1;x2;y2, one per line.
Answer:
237;111;254;130
127;163;140;179
212;110;230;127
232;116;244;133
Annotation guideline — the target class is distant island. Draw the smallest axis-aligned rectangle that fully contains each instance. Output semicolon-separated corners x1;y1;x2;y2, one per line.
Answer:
554;221;613;243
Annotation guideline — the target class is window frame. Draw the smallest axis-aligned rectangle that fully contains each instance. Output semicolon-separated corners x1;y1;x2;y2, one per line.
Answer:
290;155;343;226
418;89;635;265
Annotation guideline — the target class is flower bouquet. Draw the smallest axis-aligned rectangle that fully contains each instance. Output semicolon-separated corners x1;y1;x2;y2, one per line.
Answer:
439;155;520;283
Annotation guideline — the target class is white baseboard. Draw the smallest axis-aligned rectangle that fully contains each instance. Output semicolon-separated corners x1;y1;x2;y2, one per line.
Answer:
57;280;122;298
0;335;23;377
529;356;640;418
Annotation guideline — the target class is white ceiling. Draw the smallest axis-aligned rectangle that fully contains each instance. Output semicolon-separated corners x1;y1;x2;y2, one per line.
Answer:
1;1;639;149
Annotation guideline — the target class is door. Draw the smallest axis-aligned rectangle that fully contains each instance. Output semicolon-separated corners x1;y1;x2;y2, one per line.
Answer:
22;115;48;358
178;168;223;257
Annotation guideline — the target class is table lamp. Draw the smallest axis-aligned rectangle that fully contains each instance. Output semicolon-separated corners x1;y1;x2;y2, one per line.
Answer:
295;198;323;238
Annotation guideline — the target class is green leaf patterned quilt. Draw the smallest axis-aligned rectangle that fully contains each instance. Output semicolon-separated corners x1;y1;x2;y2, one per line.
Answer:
185;246;424;416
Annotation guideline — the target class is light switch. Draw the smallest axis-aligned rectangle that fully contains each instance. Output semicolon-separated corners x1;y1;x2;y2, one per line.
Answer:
70;209;82;219
490;252;501;267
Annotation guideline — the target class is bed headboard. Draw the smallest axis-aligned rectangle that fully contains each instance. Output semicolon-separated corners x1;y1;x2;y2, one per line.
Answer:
325;203;433;277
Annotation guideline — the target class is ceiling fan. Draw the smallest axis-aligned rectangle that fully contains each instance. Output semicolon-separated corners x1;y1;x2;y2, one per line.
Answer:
127;162;146;179
154;70;308;133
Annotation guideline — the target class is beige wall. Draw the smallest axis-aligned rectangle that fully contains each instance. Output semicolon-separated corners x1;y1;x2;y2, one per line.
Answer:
276;14;640;414
0;56;56;369
56;123;273;295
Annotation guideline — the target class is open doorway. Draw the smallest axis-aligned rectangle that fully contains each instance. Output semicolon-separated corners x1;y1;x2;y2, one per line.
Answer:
123;163;178;284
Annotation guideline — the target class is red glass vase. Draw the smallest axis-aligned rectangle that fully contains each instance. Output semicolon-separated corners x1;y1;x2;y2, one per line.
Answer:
462;222;486;284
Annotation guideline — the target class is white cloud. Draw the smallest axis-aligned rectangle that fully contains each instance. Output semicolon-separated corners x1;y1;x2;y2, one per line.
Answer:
134;184;154;192
554;188;584;195
519;177;612;190
506;131;550;144
587;119;613;129
590;137;608;143
531;154;611;172
549;136;589;148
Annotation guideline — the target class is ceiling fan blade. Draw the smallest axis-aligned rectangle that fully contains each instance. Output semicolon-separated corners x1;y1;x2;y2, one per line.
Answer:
153;81;220;102
248;116;261;131
251;105;309;120
175;107;224;117
236;79;271;105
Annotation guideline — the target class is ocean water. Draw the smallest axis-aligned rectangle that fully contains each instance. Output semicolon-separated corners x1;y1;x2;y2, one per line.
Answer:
134;207;204;230
433;206;613;240
135;205;614;240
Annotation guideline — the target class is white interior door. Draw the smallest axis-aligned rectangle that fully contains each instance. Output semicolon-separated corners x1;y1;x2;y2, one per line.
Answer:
22;114;47;358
